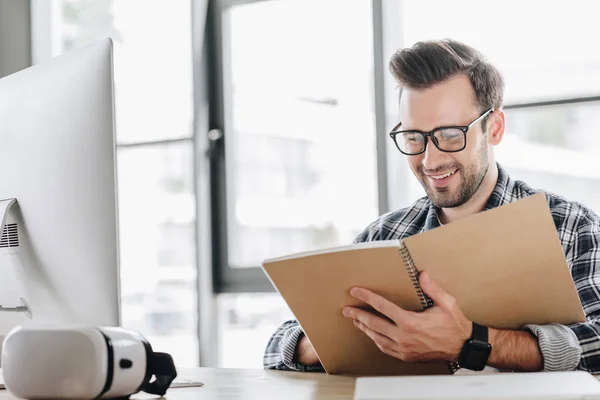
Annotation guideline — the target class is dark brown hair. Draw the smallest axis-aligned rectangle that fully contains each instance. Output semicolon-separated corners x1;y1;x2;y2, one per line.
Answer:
389;39;504;129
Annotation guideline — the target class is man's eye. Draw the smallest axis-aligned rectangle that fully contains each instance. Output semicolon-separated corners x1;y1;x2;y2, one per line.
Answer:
403;133;421;142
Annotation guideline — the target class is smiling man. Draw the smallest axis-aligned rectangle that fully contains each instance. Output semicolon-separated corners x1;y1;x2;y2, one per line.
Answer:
263;39;600;374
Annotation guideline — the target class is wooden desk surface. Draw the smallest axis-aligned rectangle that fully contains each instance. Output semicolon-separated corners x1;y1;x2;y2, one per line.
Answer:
155;368;356;400
0;368;357;400
3;368;599;400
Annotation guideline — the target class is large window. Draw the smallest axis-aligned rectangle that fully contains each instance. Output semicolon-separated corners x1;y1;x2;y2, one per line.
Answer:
51;0;198;367
217;0;379;367
225;0;378;268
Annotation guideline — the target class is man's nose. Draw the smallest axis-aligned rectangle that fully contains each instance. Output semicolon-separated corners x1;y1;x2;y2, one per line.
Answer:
421;139;447;170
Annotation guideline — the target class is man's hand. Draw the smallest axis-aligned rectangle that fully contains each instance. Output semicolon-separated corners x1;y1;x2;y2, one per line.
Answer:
342;271;472;363
343;271;544;371
294;334;320;365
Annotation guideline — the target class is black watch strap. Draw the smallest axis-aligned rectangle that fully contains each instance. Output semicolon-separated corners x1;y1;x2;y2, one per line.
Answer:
458;322;491;371
472;322;488;342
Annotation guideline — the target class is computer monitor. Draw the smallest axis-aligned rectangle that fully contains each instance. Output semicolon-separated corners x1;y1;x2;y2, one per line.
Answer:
0;38;121;342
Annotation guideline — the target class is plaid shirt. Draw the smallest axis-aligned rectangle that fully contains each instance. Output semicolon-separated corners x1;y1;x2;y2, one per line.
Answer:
263;163;600;373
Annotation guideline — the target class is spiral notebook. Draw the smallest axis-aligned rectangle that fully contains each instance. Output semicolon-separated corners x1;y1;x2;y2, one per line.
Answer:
261;193;586;376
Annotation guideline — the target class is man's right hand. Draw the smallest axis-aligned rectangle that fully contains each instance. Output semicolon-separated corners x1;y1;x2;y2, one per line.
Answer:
294;334;320;365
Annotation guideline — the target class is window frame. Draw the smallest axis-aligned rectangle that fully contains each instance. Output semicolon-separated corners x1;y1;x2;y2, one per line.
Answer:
209;0;397;294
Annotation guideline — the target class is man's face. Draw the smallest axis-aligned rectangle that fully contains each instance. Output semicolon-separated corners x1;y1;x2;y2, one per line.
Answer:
399;74;491;208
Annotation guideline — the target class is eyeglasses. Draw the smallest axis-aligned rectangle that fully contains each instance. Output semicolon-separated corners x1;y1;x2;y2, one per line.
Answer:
389;109;494;156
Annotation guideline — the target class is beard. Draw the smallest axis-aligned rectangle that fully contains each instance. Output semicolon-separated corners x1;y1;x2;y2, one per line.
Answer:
417;141;490;209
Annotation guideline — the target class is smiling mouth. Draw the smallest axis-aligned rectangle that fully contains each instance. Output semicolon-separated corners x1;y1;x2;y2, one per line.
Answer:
427;169;459;180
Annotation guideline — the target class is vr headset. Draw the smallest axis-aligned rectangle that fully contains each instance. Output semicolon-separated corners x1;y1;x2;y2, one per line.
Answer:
1;325;177;399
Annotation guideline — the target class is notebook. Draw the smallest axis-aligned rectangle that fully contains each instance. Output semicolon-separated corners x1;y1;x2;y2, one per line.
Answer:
353;371;600;400
261;193;586;376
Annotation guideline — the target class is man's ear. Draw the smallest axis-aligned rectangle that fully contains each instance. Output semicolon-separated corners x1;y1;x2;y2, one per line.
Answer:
486;109;505;146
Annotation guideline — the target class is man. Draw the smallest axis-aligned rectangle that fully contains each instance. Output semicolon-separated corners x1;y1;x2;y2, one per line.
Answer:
263;39;600;373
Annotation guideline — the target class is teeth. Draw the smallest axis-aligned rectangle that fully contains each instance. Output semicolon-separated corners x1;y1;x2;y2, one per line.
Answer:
431;170;456;180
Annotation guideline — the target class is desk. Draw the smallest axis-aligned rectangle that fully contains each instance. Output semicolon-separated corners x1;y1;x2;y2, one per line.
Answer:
3;368;598;400
0;368;357;400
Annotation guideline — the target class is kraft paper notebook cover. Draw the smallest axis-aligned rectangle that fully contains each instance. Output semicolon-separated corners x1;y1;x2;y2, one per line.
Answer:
261;193;586;376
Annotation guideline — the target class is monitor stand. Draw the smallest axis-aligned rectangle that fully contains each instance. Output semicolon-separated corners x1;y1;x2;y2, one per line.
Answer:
0;199;30;315
0;198;31;367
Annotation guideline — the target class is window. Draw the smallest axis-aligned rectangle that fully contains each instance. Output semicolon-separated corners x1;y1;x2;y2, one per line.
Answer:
51;0;198;366
224;0;379;268
117;143;197;366
59;0;193;144
218;293;294;368
400;0;600;212
217;0;379;367
402;0;600;104
500;102;600;211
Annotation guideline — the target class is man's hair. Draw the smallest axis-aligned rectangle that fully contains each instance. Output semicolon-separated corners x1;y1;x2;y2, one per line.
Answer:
389;39;504;129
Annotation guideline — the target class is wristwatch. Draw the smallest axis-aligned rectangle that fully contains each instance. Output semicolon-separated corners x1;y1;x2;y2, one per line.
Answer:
458;322;492;371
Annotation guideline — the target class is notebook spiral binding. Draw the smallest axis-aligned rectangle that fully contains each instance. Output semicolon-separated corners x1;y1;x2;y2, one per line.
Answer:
398;241;433;309
398;241;460;374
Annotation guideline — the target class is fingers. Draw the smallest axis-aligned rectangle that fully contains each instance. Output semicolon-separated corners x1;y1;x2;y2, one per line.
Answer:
352;319;403;359
349;287;414;325
343;306;397;339
346;278;467;364
419;272;456;311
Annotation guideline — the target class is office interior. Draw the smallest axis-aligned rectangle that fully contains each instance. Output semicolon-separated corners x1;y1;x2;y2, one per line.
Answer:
1;0;599;370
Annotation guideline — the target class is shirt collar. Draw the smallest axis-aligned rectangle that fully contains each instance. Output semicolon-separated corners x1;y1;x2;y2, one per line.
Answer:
422;163;513;232
483;163;514;210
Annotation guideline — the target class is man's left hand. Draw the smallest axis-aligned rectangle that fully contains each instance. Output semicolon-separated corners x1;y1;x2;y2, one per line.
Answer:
342;271;472;363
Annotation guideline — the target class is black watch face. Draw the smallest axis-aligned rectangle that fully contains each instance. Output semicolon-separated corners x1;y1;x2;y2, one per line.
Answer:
465;341;491;368
460;340;491;370
470;343;491;365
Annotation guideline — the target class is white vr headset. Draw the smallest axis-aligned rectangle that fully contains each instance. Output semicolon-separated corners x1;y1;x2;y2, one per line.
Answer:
1;325;177;399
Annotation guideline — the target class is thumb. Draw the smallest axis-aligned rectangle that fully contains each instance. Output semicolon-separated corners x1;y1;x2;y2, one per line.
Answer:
419;272;453;308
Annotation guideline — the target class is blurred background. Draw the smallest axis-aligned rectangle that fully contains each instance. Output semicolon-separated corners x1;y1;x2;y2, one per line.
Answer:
1;0;599;368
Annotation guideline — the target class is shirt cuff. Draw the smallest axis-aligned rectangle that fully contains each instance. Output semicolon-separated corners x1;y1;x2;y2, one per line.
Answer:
524;323;582;371
280;325;325;372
